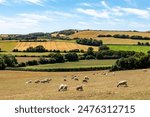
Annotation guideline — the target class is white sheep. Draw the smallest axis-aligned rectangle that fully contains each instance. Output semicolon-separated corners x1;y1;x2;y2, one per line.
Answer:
117;80;128;87
58;84;68;91
76;85;83;91
34;80;40;83
74;76;79;81
26;80;32;84
84;76;89;80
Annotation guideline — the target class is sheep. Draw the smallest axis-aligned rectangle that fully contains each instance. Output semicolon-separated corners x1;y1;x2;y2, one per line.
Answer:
34;80;40;84
26;80;32;84
63;84;68;91
74;77;79;81
76;85;83;91
84;76;89;80
82;79;88;83
143;69;147;72
71;75;76;79
58;84;68;91
117;80;128;87
40;78;52;83
58;84;64;91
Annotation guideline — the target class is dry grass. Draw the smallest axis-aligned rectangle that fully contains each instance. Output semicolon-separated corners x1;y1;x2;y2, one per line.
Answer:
70;30;150;44
0;69;150;100
14;41;98;51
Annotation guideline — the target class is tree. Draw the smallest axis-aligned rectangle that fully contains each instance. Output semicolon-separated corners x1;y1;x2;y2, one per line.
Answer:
3;54;18;67
99;45;110;51
65;52;79;61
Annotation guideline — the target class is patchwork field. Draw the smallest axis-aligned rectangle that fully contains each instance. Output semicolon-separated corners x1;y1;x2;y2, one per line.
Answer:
14;41;98;51
0;69;150;100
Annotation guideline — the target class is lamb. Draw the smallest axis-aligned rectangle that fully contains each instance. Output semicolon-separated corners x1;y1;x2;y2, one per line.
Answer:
82;79;88;83
64;78;67;81
26;80;32;84
63;84;68;91
117;80;128;87
76;85;83;91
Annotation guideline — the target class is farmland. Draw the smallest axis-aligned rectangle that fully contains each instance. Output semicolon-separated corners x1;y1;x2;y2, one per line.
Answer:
22;60;116;70
0;69;150;100
14;41;98;51
0;40;18;51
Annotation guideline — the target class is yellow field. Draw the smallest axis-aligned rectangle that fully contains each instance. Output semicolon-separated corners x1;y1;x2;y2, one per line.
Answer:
0;69;150;100
14;41;98;51
70;30;150;44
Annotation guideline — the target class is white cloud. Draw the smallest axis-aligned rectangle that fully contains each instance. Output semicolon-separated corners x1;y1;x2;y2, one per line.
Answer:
22;0;46;6
101;1;110;9
0;0;6;4
80;2;92;7
77;8;110;18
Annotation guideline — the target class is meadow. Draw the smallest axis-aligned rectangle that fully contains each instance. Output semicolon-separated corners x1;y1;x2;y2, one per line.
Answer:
0;69;150;100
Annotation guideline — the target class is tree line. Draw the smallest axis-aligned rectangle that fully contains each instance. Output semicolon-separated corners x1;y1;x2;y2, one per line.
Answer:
98;34;150;40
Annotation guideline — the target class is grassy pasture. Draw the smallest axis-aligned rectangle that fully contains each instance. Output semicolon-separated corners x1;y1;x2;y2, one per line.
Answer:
108;45;150;53
23;60;116;70
16;57;40;63
0;69;150;100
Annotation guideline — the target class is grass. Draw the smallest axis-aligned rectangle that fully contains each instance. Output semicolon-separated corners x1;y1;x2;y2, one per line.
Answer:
0;40;18;51
16;57;40;63
0;69;150;100
23;60;116;69
108;45;150;53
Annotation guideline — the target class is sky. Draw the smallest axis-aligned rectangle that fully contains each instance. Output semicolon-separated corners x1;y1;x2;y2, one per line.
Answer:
0;0;150;34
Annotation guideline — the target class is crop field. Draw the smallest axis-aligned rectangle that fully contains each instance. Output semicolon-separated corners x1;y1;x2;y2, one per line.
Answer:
0;69;150;100
0;40;18;51
108;45;150;53
23;60;116;70
14;41;98;51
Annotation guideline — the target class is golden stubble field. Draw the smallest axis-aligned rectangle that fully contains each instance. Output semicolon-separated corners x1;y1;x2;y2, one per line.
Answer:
0;69;150;100
14;41;98;51
70;30;150;44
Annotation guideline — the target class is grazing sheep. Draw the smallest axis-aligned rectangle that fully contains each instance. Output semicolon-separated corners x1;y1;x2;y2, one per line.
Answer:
58;84;64;91
74;77;79;81
117;80;128;87
76;85;83;91
82;79;88;83
58;84;68;91
71;75;76;79
40;78;51;83
63;84;68;91
84;76;89;80
112;72;115;75
34;80;40;84
26;80;32;84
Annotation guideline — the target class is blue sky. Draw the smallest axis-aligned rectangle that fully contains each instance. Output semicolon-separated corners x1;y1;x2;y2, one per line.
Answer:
0;0;150;34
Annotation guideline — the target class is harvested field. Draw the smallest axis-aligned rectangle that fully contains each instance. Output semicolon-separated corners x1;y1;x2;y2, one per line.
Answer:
0;69;150;100
70;30;150;44
14;41;98;51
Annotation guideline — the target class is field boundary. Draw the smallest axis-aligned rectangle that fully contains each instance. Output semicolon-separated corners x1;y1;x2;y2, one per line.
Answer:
6;66;111;72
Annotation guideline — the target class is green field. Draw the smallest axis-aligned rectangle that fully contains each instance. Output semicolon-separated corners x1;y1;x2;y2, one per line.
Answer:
108;45;150;53
0;41;18;51
23;60;116;69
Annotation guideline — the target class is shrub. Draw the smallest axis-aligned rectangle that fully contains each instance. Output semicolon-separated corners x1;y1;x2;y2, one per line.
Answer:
65;52;79;61
18;62;26;67
3;54;18;67
0;56;6;70
26;60;39;66
99;45;110;51
48;53;64;63
85;55;95;60
39;57;56;64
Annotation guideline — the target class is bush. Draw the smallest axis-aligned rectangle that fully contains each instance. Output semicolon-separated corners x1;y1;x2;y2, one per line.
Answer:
39;57;56;64
0;56;6;70
99;45;110;51
26;60;39;66
65;52;79;61
13;49;19;52
76;38;103;46
48;53;64;63
25;45;48;52
85;55;95;60
3;54;18;67
18;62;26;67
